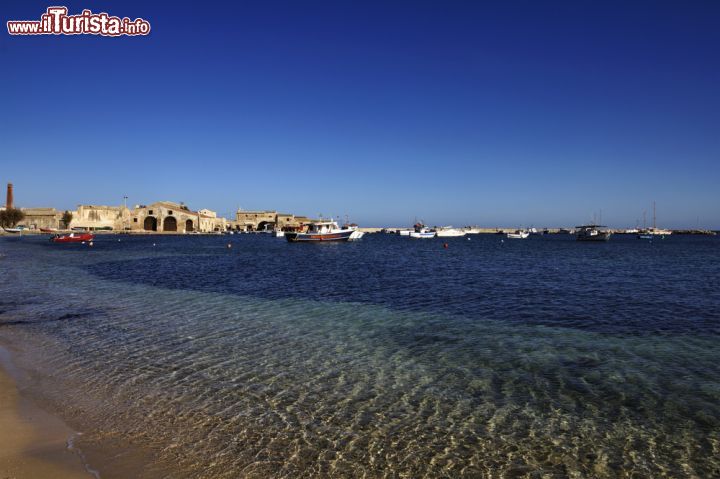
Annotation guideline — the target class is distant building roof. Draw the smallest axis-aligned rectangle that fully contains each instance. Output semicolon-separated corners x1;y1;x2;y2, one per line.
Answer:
77;205;122;209
146;201;196;214
21;208;58;215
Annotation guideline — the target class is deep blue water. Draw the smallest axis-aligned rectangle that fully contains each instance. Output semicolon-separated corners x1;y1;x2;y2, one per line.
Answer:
1;233;719;478
83;233;720;334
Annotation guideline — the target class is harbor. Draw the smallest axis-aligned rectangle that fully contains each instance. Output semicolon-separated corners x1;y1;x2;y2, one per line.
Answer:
2;184;716;238
2;230;719;478
3;1;720;477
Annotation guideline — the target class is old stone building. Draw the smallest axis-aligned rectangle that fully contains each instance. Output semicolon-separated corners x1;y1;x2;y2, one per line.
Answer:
197;209;228;232
73;205;130;230
233;209;277;231
232;209;316;231
18;208;62;230
129;201;201;233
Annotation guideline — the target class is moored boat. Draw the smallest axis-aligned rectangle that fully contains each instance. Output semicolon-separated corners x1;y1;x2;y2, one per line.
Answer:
409;223;435;239
434;227;466;237
51;232;94;243
40;227;58;233
285;220;360;242
2;227;23;233
506;230;529;239
638;227;672;236
345;224;365;240
575;225;611;242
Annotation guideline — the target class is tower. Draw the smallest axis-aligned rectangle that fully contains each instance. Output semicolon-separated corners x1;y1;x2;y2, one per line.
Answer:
6;183;13;209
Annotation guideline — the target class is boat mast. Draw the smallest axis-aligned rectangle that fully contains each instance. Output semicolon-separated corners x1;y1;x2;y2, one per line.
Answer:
653;201;656;230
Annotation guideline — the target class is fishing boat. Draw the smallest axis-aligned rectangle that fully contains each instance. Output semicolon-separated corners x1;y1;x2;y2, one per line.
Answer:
398;229;413;236
434;227;466;237
575;225;611;242
285;220;360;242
409;223;436;239
51;232;94;243
506;230;529;239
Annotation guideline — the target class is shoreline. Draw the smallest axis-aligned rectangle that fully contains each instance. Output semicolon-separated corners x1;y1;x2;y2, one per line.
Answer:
0;346;95;479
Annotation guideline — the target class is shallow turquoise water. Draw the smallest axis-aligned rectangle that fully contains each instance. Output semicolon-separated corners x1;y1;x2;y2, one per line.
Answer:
0;234;719;478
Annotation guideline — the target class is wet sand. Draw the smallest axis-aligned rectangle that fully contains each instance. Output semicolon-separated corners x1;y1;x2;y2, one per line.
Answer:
0;365;94;479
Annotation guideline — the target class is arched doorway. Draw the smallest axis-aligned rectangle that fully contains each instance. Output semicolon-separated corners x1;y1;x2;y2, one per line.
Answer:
185;219;194;232
257;221;275;232
163;216;177;232
144;216;157;231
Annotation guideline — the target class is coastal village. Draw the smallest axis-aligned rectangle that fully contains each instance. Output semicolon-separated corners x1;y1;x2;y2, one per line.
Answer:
0;182;715;238
0;183;318;234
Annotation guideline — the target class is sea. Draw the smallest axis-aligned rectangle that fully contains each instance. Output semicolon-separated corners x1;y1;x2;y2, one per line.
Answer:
0;233;718;478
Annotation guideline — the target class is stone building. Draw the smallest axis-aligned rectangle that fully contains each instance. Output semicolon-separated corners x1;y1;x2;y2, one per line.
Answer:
73;205;130;230
233;209;278;231
232;209;316;231
130;201;201;233
18;208;62;230
197;209;228;232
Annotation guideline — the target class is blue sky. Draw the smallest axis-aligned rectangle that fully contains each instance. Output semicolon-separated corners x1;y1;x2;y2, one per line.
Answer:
2;1;718;228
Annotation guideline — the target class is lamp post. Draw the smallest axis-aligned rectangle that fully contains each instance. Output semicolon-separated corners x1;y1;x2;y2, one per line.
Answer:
123;195;128;231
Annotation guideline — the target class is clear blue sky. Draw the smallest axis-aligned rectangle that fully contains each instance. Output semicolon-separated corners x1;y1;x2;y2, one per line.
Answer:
2;1;718;228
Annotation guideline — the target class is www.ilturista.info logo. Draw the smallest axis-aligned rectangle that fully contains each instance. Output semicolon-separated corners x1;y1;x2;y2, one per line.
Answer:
7;6;150;36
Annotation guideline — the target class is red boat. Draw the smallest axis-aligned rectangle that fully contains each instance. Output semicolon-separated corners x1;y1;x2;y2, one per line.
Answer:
51;233;94;243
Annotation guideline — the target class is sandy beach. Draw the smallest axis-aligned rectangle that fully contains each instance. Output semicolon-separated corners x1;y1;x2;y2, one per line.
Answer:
0;353;94;479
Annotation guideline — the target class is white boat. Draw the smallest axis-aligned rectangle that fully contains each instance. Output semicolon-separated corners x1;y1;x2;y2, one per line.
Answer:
410;230;436;238
275;230;285;237
398;229;412;236
409;223;436;239
285;220;363;242
506;230;529;239
345;224;365;240
434;227;466;237
2;227;23;233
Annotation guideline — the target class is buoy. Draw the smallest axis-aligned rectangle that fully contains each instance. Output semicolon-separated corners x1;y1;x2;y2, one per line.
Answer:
88;241;94;247
443;243;448;249
227;243;232;249
153;243;156;247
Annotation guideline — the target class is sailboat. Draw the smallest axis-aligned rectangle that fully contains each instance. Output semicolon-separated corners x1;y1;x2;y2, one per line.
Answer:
638;202;672;237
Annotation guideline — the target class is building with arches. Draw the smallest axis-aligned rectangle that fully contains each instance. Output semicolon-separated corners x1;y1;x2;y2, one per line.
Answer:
130;201;203;233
